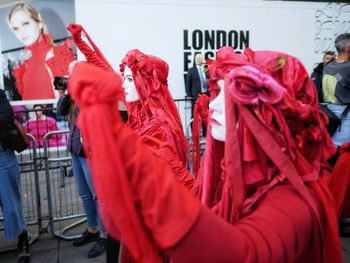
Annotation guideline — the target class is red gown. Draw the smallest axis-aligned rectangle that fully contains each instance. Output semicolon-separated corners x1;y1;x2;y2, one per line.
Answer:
119;50;194;262
68;47;342;263
120;49;193;189
12;34;75;100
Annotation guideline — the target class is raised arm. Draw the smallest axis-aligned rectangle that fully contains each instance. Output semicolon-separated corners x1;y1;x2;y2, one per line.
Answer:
168;185;321;263
67;23;114;72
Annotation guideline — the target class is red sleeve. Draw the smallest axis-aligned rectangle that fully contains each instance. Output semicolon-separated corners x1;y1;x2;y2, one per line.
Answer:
67;23;114;72
143;135;194;189
168;185;323;263
46;41;75;77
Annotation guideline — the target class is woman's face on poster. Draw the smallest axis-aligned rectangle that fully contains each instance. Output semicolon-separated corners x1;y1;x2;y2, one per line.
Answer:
9;9;42;46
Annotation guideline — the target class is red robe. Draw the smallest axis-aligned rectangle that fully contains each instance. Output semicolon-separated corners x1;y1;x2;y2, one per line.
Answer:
120;49;193;188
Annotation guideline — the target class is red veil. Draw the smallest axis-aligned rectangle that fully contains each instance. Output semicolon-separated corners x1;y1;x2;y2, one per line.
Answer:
195;47;340;262
120;50;188;165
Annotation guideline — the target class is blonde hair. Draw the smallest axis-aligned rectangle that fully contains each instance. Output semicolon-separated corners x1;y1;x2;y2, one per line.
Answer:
7;2;52;42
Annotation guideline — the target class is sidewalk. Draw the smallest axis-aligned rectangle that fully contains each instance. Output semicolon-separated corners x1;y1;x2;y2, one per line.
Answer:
0;223;106;263
0;228;350;262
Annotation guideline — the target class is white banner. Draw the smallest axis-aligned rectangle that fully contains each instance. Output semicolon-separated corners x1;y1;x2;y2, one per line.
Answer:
74;0;350;99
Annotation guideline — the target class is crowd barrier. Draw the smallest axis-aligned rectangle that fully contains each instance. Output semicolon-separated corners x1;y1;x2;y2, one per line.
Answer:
0;97;205;251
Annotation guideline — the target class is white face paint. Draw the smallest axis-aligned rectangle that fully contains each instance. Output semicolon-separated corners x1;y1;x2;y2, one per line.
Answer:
209;79;226;141
9;10;42;46
122;66;140;102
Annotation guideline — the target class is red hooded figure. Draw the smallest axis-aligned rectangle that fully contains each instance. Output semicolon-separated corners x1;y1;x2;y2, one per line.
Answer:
69;47;342;263
119;50;194;261
120;50;188;166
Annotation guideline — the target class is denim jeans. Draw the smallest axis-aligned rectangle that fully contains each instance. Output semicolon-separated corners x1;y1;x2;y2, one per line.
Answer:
0;143;26;240
71;154;106;235
327;104;350;146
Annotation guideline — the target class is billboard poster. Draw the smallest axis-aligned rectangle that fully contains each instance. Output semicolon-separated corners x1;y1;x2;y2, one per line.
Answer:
0;0;76;106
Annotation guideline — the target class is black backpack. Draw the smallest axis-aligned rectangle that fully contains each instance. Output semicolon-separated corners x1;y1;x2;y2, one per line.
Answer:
319;104;350;136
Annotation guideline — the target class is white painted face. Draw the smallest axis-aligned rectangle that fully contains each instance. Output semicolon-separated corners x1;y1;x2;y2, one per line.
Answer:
9;10;43;46
122;66;140;102
209;79;226;141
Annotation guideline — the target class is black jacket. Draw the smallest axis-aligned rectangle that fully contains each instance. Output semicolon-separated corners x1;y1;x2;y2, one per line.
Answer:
186;66;207;98
186;66;201;98
0;89;15;148
57;94;84;156
324;60;350;104
311;62;324;103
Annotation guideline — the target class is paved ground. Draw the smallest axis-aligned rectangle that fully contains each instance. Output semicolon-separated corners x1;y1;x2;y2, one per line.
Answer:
0;222;107;263
342;237;350;262
0;225;350;262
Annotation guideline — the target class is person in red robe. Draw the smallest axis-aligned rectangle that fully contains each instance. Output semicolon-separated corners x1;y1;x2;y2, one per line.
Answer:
67;46;342;263
7;2;75;101
66;24;194;261
119;49;194;189
119;50;195;262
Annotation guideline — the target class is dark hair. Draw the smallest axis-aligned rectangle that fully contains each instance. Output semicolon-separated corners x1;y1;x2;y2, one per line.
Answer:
334;33;350;53
324;51;336;56
33;104;43;109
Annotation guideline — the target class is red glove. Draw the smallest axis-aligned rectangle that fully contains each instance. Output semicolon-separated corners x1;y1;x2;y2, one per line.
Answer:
67;23;114;72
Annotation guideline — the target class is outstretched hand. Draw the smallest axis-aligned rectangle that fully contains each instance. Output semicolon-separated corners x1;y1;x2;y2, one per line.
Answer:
67;23;83;40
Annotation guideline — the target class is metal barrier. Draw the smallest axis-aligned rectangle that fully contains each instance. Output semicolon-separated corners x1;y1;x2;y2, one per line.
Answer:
43;130;85;240
1;99;199;248
174;98;195;138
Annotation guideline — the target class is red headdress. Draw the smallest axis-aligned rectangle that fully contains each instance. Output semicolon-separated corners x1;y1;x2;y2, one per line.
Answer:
120;49;188;164
196;47;340;262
